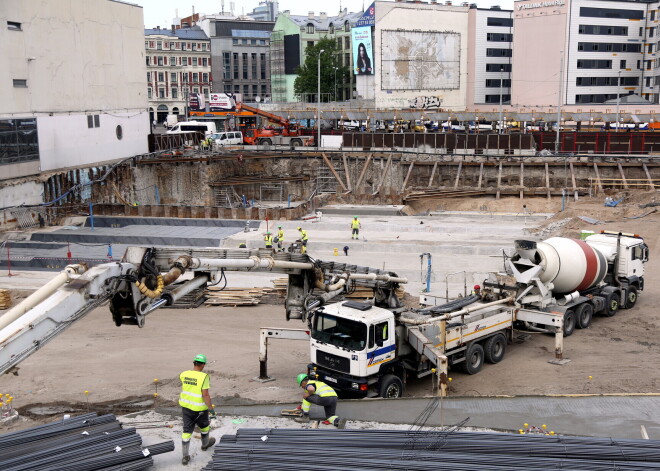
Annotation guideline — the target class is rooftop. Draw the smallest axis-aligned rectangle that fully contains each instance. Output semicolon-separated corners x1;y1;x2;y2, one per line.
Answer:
144;25;209;40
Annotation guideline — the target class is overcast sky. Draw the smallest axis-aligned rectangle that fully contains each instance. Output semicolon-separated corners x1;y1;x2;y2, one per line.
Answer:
135;0;515;29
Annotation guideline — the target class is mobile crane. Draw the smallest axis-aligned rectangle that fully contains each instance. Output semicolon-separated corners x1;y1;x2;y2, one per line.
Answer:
235;102;313;147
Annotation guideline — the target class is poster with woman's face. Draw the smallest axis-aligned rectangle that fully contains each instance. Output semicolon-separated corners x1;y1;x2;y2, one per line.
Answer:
352;26;374;75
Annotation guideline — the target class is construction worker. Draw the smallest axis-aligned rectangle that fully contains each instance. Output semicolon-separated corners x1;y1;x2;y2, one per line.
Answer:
296;373;346;428
179;354;216;466
276;226;285;251
264;232;273;249
351;216;361;240
238;242;247;248
472;285;481;296
297;227;308;253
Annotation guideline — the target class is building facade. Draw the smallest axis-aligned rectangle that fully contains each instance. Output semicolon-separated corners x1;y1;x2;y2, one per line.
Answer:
467;6;513;105
145;26;211;123
199;16;274;102
512;0;660;107
270;9;362;103
248;1;279;21
1;0;148;184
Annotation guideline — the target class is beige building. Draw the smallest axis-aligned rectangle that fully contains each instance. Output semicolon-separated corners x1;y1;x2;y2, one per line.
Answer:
145;26;212;124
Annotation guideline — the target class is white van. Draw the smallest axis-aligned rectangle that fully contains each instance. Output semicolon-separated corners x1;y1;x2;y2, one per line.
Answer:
210;131;243;147
166;121;217;136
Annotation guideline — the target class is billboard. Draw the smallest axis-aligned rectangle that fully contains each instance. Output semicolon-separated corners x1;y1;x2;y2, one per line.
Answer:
209;93;236;111
356;2;375;27
352;26;374;76
380;30;460;90
188;92;205;111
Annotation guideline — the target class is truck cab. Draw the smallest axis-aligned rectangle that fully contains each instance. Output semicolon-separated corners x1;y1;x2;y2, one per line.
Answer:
310;301;397;398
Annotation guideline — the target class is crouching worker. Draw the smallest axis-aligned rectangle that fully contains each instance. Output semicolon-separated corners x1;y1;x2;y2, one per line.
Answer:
296;373;346;428
180;354;216;465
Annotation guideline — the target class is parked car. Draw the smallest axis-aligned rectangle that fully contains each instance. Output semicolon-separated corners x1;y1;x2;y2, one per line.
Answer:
441;121;466;132
210;131;243;147
468;121;494;132
167;121;217;136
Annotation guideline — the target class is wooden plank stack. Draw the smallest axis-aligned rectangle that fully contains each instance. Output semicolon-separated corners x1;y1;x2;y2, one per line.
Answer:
0;289;11;310
271;277;288;296
205;287;276;306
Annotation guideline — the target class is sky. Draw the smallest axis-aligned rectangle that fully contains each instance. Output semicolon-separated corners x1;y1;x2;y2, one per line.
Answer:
135;0;515;29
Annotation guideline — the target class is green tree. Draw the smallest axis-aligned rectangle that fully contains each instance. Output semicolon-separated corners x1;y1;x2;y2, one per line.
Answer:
294;37;349;102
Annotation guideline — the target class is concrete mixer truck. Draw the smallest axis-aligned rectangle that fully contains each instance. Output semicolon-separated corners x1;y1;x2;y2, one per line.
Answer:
305;231;648;398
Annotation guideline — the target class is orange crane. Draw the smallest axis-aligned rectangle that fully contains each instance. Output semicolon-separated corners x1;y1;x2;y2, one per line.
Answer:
236;102;313;147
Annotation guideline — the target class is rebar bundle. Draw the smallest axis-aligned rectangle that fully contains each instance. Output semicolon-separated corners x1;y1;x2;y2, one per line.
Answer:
0;412;174;471
202;428;660;471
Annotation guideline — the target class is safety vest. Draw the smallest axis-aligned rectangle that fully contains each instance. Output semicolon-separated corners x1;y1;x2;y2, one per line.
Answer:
264;235;273;246
299;230;308;241
179;370;209;411
351;219;360;229
277;230;284;241
301;380;337;413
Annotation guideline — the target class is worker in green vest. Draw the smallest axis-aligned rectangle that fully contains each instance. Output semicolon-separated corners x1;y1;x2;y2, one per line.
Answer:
295;373;346;428
276;226;285;251
297;227;308;254
179;354;216;465
351;216;361;240
264;232;273;249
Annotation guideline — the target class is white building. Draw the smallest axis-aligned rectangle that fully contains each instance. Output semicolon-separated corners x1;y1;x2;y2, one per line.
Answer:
467;6;513;105
0;0;149;184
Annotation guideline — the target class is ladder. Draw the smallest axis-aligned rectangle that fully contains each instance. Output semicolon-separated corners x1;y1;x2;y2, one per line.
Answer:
316;155;346;194
214;186;243;208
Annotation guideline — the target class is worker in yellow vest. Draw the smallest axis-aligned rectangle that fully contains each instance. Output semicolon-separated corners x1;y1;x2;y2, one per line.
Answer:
351;216;361;240
296;373;346;428
179;354;216;466
297;227;308;254
264;232;273;249
276;226;285;251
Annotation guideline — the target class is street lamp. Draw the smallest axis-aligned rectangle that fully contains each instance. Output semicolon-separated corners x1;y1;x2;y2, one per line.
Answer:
499;65;504;135
615;70;622;132
317;49;325;149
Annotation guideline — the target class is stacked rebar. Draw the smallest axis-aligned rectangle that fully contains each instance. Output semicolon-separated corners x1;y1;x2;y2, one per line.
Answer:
202;428;660;471
0;412;174;471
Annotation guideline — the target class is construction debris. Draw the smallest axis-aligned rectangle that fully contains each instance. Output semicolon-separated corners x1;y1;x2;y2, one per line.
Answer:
0;412;174;470
203;428;660;471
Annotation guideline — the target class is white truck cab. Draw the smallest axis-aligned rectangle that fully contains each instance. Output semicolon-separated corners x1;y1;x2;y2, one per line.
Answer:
585;232;648;281
310;301;396;397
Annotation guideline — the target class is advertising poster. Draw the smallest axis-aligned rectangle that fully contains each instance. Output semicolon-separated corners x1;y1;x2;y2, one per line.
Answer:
209;93;236;111
352;26;374;76
188;92;205;111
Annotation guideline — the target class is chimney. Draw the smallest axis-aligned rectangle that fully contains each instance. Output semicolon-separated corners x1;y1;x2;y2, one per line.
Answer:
320;12;327;21
308;11;315;20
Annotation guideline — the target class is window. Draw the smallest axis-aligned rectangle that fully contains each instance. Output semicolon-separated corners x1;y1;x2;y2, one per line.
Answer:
649;44;654;54
243;84;249;98
157;56;163;66
147;72;151;82
233;38;238;45
576;59;612;69
329;24;335;34
203;88;209;97
578;25;627;35
242;53;248;79
650;27;656;38
306;24;314;34
157;41;162;50
620;60;626;69
487;17;513;27
345;36;350;49
202;73;209;83
345;21;350;32
575;93;620;103
202;58;208;67
233;52;239;79
646;77;652;87
486;33;512;42
87;115;100;128
192;72;198;82
652;10;657;21
193;57;198;66
485;79;511;87
261;84;267;97
159;88;165;98
577;42;641;53
146;57;150;66
307;41;314;48
148;88;152;98
576;76;639;86
7;21;22;31
637;59;641;69
193;87;199;93
251;53;257;79
242;39;248;45
12;79;27;88
224;84;232;93
640;27;644;36
252;84;258;98
337;37;342;48
486;63;512;72
223;52;231;80
172;88;178;98
485;94;511;103
580;7;644;19
486;48;512;57
260;53;266;79
202;43;207;51
234;85;240;94
192;43;197;51
171;72;177;82
368;322;389;349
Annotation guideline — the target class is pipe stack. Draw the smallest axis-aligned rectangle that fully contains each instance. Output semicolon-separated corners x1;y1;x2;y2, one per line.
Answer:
202;428;660;471
0;412;174;470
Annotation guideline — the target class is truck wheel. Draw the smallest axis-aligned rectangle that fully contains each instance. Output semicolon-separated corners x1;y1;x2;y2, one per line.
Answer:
563;310;576;337
484;334;506;364
576;303;593;329
260;138;272;146
378;374;404;398
290;138;302;148
604;292;620;317
624;286;638;309
461;343;484;375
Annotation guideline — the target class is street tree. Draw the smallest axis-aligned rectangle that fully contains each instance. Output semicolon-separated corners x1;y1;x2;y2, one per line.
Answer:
294;37;349;102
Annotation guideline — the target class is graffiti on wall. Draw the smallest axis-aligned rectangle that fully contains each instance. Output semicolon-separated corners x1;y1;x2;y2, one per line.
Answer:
409;96;442;109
